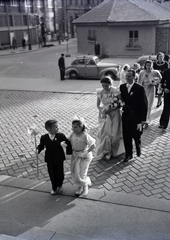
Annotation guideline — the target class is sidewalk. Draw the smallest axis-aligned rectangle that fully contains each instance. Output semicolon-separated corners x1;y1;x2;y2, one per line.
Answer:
0;38;77;57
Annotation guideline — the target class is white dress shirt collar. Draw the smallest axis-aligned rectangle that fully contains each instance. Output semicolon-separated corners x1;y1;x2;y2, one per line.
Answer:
49;133;55;140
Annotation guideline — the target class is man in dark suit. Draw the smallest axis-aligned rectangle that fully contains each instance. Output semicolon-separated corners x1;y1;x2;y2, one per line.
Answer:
159;68;170;129
120;69;148;162
94;41;100;57
58;53;65;80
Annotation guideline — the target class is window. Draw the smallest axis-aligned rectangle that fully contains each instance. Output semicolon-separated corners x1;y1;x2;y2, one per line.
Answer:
23;15;27;26
25;0;31;7
128;30;139;47
37;0;43;7
0;15;7;27
14;15;22;26
0;0;4;5
88;29;96;41
48;0;53;8
9;15;13;26
10;0;19;6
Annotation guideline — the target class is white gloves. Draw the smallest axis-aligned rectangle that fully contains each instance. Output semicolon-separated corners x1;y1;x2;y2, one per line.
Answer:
60;141;67;148
79;150;88;158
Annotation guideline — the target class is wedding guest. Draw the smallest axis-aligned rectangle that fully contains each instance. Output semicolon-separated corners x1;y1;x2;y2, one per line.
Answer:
159;68;170;129
94;41;100;56
153;52;169;107
120;69;148;162
58;53;65;80
138;60;161;128
120;64;130;85
133;62;141;82
37;120;72;195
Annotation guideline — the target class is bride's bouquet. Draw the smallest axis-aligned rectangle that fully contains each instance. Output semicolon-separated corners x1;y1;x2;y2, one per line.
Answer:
105;96;123;114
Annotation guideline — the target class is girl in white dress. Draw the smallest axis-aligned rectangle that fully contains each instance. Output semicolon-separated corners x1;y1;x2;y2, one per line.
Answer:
69;117;95;197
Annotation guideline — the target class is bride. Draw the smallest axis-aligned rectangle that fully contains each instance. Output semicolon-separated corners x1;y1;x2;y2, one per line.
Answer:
95;76;124;160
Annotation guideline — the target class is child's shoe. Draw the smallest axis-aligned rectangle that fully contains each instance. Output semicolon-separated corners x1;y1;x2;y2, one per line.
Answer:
81;185;88;197
105;153;111;160
51;189;57;195
75;186;83;196
57;186;63;193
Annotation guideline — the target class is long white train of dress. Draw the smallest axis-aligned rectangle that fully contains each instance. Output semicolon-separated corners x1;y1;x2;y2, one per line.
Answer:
95;109;125;160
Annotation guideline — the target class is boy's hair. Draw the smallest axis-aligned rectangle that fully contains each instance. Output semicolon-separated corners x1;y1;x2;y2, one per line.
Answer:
45;120;57;130
72;120;86;132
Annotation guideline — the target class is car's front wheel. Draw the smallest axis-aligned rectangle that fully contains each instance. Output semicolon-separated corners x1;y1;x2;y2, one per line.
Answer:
69;71;78;79
105;71;116;80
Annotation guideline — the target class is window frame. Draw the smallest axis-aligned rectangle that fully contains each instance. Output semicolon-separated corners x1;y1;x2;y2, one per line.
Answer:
0;0;4;5
128;30;139;48
10;0;19;6
88;29;96;41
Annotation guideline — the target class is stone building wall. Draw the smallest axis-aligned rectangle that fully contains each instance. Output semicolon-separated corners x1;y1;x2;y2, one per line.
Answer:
155;26;169;54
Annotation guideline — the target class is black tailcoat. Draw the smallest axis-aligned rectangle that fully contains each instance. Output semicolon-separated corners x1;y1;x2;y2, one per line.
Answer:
120;82;148;158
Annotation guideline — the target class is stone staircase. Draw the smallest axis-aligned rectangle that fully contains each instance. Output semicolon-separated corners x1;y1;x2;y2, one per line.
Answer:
0;227;56;240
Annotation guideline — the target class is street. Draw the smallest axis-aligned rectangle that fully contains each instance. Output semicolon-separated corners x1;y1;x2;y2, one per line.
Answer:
0;41;136;92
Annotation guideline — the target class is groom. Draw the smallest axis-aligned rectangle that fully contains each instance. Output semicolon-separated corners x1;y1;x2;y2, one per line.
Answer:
120;69;148;162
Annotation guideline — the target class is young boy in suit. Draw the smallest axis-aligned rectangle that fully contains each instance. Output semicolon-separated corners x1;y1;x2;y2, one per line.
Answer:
37;120;72;195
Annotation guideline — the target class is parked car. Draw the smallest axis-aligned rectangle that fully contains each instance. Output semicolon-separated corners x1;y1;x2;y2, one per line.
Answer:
136;54;170;69
65;55;120;80
136;55;157;69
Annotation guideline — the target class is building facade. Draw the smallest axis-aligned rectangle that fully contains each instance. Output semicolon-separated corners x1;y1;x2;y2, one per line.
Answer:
0;0;104;49
0;0;61;49
73;0;170;57
58;0;104;40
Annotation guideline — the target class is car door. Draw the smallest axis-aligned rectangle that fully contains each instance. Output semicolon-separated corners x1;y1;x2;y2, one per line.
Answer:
77;59;86;77
85;59;98;78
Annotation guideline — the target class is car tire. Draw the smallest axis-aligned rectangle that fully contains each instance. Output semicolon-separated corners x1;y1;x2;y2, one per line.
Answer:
105;71;116;80
69;71;78;79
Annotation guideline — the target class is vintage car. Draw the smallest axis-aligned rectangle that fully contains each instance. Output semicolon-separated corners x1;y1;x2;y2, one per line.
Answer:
136;55;157;69
65;55;120;80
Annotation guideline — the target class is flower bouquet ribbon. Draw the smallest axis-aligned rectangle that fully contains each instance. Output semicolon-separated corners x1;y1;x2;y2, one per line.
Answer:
27;124;40;177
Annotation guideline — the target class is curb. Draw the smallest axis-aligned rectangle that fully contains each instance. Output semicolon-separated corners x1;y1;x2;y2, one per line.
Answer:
0;174;170;213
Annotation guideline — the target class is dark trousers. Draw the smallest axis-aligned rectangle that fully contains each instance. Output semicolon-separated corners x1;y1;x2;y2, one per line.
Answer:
60;69;65;80
160;92;170;128
47;162;64;191
122;122;142;158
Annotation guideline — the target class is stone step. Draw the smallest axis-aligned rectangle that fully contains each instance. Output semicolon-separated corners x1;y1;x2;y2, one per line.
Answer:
0;235;26;240
17;227;56;240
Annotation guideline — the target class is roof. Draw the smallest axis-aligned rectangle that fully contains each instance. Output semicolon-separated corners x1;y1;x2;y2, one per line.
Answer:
73;0;170;24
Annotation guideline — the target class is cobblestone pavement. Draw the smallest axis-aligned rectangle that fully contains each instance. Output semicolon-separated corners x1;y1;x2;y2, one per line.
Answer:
0;90;170;201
